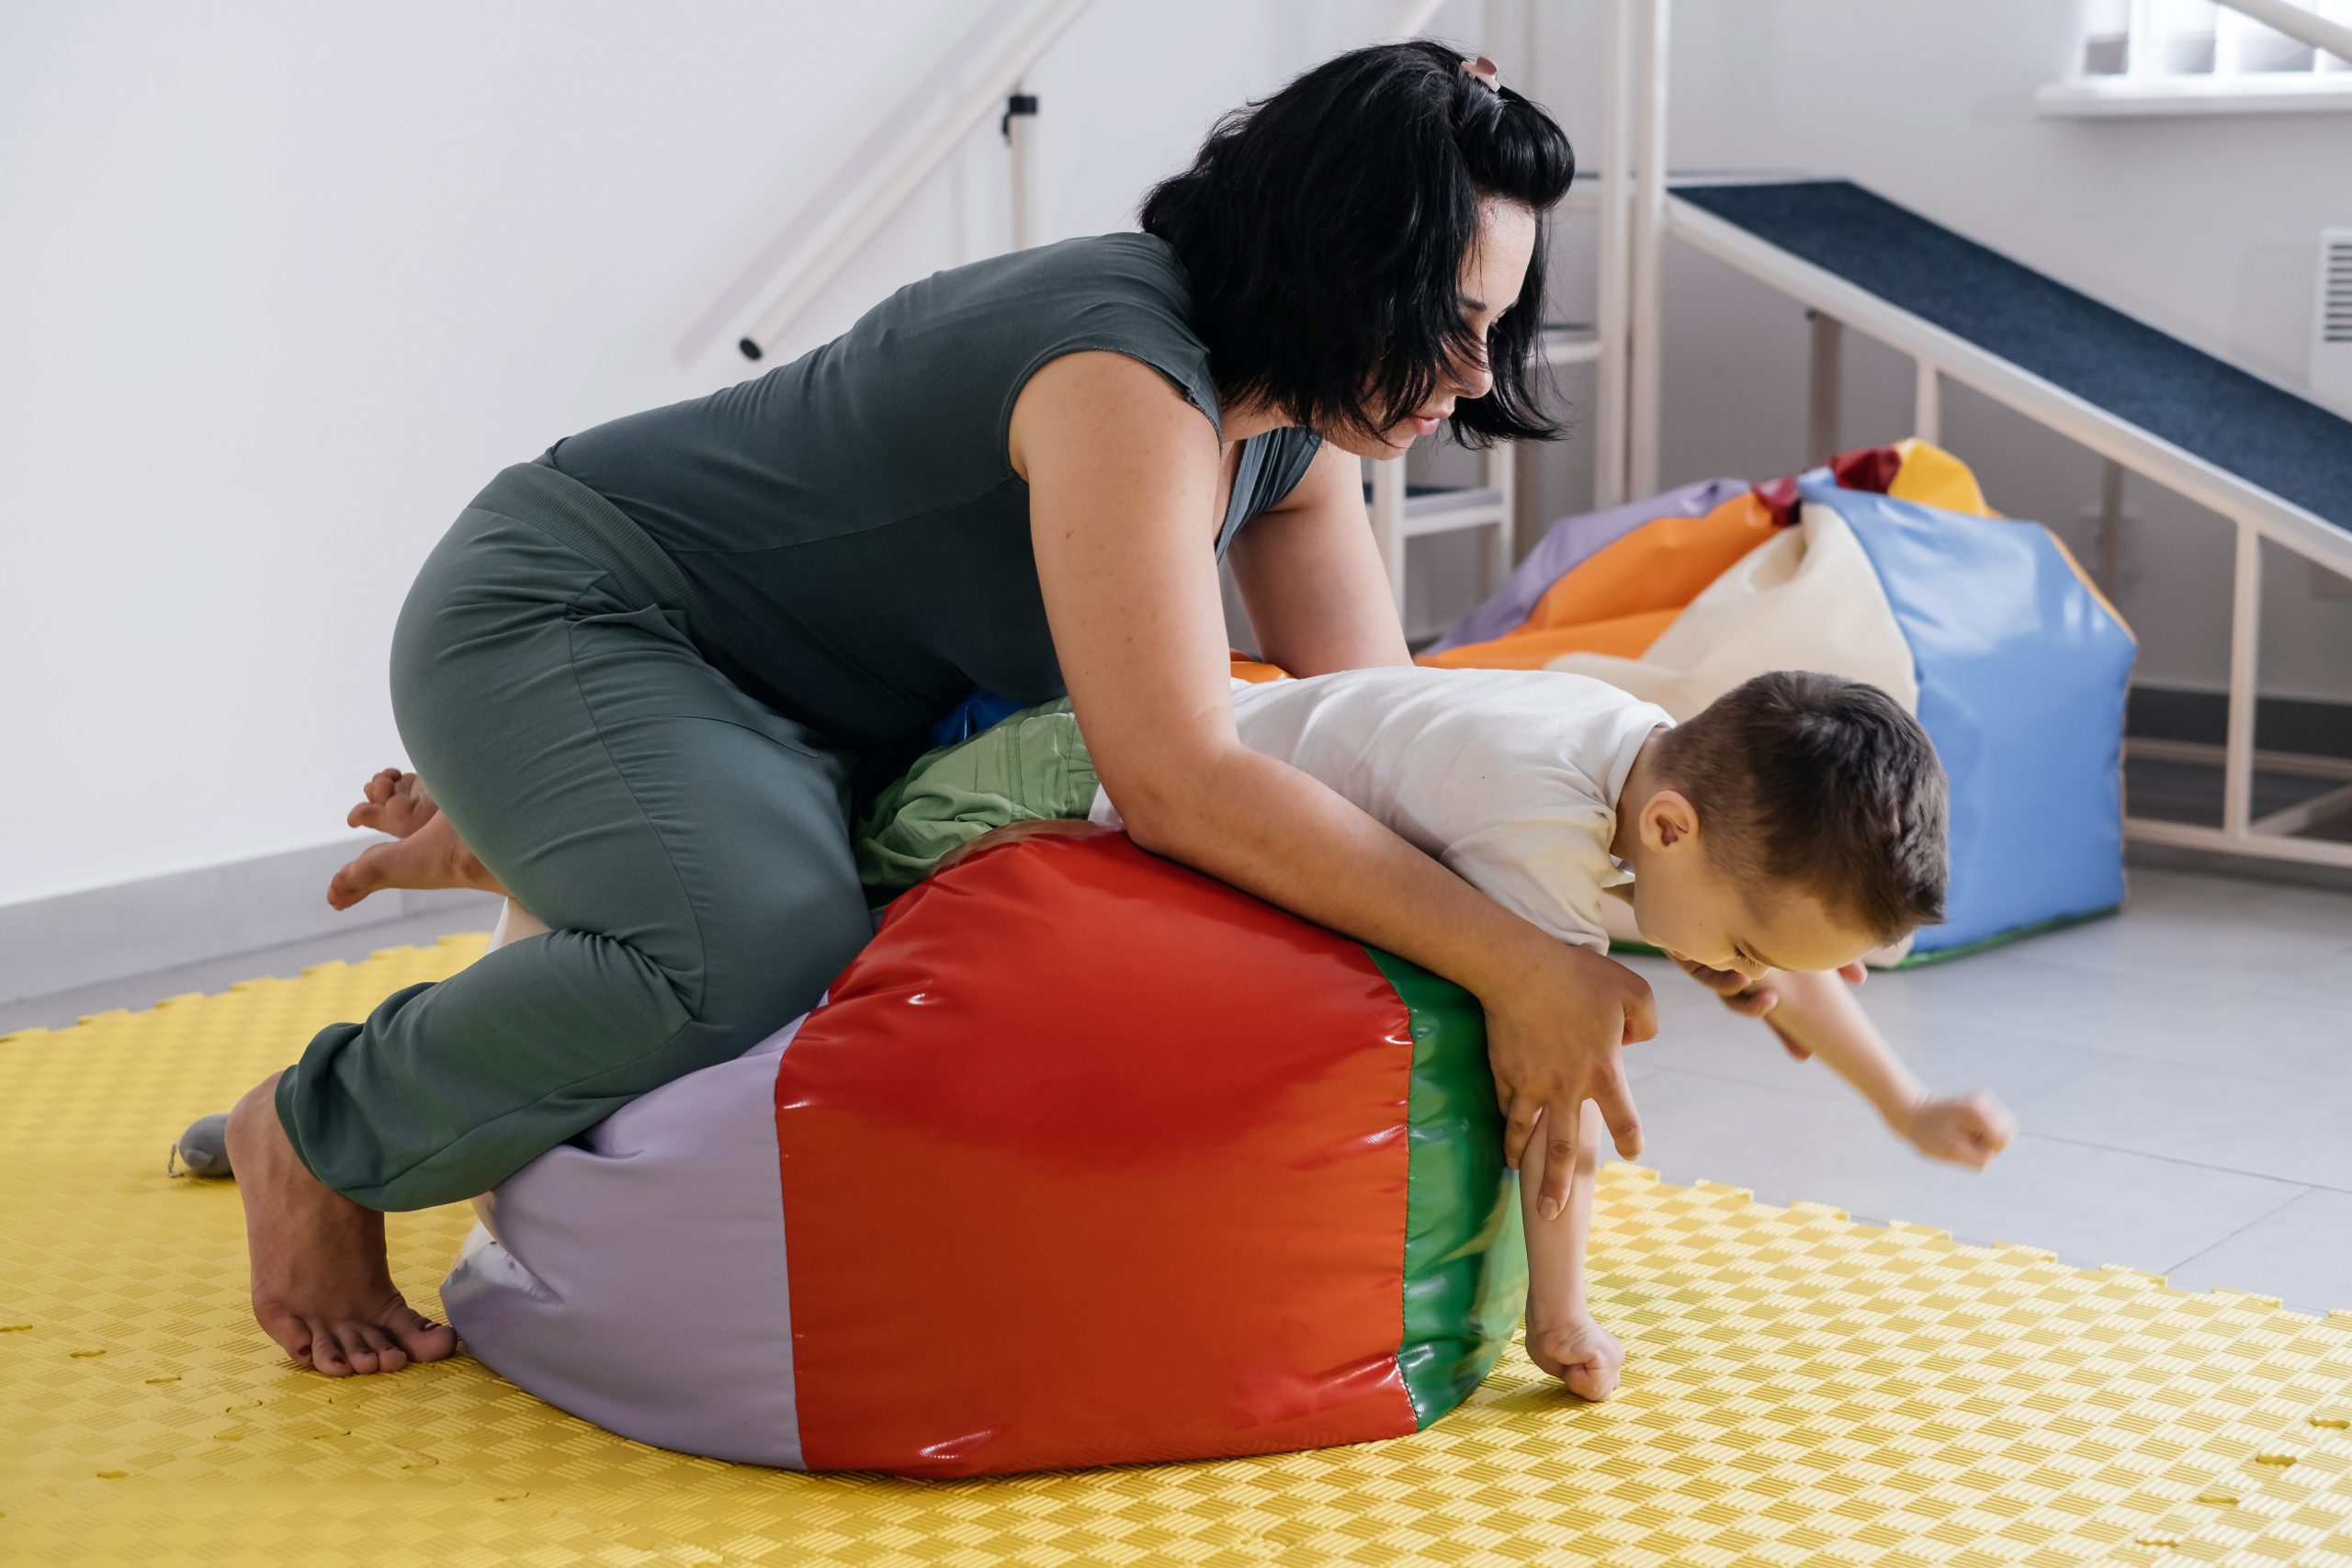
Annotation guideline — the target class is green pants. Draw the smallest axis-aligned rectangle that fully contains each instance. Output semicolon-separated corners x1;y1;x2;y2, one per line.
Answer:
853;698;1100;904
278;464;876;1211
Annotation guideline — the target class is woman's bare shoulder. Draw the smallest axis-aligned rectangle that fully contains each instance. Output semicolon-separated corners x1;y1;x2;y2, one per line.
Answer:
1006;350;1218;486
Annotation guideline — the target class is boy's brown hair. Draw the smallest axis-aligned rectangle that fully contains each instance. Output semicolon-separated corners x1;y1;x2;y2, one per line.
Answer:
1654;671;1949;943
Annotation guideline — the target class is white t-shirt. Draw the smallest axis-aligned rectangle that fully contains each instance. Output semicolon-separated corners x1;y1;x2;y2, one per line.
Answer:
1091;666;1671;952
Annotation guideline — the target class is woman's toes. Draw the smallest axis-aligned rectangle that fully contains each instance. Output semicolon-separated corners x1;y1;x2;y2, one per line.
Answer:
333;1324;381;1375
304;1319;353;1377
352;1322;405;1373
386;1305;458;1364
255;1307;313;1365
347;773;437;840
326;848;390;911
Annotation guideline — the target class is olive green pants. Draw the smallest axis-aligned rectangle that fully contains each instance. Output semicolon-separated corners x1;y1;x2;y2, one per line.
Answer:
277;464;875;1211
852;698;1098;905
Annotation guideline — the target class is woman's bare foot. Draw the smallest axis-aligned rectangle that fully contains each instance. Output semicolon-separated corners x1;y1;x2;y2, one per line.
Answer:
346;768;439;839
225;1073;458;1375
329;808;510;910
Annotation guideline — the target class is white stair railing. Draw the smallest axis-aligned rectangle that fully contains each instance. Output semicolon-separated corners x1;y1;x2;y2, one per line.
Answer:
731;0;1090;363
2211;0;2352;66
1592;0;1635;510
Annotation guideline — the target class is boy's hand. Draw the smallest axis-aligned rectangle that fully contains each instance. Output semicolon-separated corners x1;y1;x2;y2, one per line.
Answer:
1899;1092;2017;1169
1526;1305;1623;1402
1678;959;1869;1062
1679;957;1780;1020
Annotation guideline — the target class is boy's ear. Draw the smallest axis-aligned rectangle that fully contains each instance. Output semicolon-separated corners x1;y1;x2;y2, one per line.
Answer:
1641;789;1700;852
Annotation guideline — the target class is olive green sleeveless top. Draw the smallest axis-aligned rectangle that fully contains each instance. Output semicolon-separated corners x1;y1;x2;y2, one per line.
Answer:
539;231;1324;747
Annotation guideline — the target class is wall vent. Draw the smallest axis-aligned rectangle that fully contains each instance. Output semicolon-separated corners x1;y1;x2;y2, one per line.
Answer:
2319;227;2352;417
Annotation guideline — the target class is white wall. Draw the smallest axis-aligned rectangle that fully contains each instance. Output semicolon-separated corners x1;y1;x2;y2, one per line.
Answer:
0;0;1306;908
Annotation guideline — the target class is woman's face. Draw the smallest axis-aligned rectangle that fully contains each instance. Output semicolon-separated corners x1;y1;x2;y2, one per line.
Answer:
1328;196;1538;460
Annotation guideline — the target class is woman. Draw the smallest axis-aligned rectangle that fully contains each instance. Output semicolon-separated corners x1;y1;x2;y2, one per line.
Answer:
225;40;1658;1377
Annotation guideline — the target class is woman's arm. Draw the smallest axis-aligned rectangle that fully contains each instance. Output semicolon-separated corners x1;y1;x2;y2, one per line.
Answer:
1223;439;1412;675
1014;352;1655;1216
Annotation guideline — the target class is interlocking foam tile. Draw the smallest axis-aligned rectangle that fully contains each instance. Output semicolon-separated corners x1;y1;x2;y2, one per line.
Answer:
5;939;2351;1566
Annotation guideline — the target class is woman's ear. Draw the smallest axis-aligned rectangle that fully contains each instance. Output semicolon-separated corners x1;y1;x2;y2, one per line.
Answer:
1641;789;1700;852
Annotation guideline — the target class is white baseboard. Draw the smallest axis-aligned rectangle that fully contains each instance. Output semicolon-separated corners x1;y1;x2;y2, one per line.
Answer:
0;840;489;1006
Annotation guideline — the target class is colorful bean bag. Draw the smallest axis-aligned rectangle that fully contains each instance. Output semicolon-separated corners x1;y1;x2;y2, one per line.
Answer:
443;827;1526;1477
1426;442;2137;964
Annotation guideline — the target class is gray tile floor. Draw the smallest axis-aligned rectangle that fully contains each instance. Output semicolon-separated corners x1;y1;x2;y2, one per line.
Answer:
6;864;2347;1312
1619;861;2352;1314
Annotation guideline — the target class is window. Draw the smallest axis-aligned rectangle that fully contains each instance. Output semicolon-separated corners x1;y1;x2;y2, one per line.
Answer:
2041;0;2352;115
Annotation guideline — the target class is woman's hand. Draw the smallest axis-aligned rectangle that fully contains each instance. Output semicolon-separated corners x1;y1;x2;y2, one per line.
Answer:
1482;942;1655;1221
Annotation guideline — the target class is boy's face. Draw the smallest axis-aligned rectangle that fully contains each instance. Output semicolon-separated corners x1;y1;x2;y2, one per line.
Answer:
1623;789;1885;979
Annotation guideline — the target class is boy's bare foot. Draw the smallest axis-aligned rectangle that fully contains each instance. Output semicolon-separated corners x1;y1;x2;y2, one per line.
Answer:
328;809;510;910
224;1073;458;1376
1527;1309;1623;1402
346;768;438;839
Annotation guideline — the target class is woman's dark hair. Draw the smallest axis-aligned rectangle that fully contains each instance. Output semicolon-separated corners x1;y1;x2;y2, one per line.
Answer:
1138;39;1576;448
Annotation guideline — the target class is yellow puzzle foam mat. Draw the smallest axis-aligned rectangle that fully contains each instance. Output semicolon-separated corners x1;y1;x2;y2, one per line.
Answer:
5;937;2352;1567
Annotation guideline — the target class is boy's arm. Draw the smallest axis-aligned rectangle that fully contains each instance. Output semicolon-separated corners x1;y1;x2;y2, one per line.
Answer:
1757;967;1923;1127
1736;967;2016;1170
1521;1100;1623;1401
1520;1101;1598;1319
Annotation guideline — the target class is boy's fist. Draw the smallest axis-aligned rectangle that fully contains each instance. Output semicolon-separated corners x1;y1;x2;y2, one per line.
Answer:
1902;1092;2017;1170
1526;1309;1623;1403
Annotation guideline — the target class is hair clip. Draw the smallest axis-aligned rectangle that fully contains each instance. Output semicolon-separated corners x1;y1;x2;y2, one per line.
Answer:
1460;54;1502;93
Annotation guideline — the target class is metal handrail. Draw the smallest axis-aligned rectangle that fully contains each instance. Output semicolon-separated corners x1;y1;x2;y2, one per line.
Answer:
2211;0;2352;66
733;0;1091;362
674;6;1015;366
